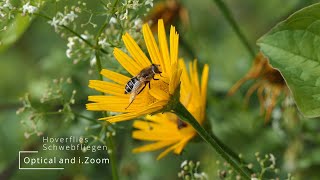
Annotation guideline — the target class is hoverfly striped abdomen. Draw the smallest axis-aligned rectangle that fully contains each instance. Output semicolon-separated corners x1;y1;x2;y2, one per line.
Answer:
125;77;139;94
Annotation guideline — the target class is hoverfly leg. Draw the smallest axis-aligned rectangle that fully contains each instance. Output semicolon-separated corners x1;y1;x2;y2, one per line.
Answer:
137;83;147;95
125;100;134;109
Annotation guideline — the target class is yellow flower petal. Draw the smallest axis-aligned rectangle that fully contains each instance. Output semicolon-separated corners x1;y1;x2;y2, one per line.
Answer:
170;25;179;66
99;103;164;122
113;48;143;76
132;140;177;153
142;23;163;67
158;19;170;73
156;142;180;160
133;130;181;141
190;60;200;96
169;63;182;94
122;33;151;68
200;64;209;121
173;135;193;154
89;80;126;96
100;69;130;85
86;103;128;112
149;88;169;101
133;120;180;134
88;96;132;104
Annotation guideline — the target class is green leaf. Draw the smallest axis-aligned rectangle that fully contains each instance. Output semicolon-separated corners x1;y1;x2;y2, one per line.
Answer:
257;3;320;118
0;14;33;52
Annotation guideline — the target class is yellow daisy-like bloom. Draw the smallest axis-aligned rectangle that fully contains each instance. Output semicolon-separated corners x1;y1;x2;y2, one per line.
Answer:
86;19;182;123
132;60;209;160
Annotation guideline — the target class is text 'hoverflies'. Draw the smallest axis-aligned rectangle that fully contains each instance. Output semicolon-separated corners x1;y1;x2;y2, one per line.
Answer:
124;64;162;109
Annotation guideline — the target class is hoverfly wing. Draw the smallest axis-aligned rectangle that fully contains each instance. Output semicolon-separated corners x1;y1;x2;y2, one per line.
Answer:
125;81;143;109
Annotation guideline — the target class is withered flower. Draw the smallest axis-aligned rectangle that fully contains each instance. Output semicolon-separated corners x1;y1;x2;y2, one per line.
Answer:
228;52;289;122
145;0;189;32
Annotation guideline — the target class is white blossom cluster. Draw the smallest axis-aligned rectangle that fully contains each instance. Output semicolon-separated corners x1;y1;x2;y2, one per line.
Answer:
0;0;14;18
21;2;38;15
17;77;76;139
178;160;208;180
66;33;95;64
48;10;78;32
216;153;292;179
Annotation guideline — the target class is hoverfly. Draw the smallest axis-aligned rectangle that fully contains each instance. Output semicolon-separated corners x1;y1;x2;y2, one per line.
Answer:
124;64;162;109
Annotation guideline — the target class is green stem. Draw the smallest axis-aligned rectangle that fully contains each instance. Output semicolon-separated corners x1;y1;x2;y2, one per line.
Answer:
211;0;255;57
95;51;118;180
95;50;104;80
106;133;118;180
95;0;120;47
209;130;240;162
74;112;96;122
173;102;251;179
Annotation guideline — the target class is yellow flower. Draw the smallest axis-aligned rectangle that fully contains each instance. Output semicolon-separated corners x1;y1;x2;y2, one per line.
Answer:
86;19;182;123
132;60;209;160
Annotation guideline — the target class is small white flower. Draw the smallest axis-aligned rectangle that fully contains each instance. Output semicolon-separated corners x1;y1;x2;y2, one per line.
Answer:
3;0;13;9
66;49;72;58
22;2;38;15
145;0;153;7
90;56;96;67
67;37;75;48
80;34;88;40
66;11;77;21
201;172;208;179
109;17;117;24
180;160;188;168
130;0;140;9
134;18;143;29
269;153;276;166
194;173;202;179
120;9;128;20
194;172;208;180
98;38;110;48
59;11;78;26
48;17;60;31
272;107;282;120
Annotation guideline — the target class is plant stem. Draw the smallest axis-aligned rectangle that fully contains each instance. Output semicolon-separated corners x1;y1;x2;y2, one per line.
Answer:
173;102;251;179
95;51;119;180
95;50;104;80
211;0;255;57
74;112;97;122
106;132;118;180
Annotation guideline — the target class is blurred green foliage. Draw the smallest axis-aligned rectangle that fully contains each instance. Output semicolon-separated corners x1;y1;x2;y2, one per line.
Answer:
1;0;320;180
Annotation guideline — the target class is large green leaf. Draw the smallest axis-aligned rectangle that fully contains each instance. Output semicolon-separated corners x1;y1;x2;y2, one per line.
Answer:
0;14;33;53
257;3;320;118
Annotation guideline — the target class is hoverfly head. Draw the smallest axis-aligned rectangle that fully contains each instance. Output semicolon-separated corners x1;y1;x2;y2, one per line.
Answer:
151;64;162;74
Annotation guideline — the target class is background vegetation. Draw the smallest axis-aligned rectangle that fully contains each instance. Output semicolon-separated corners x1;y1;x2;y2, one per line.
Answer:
1;0;320;179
